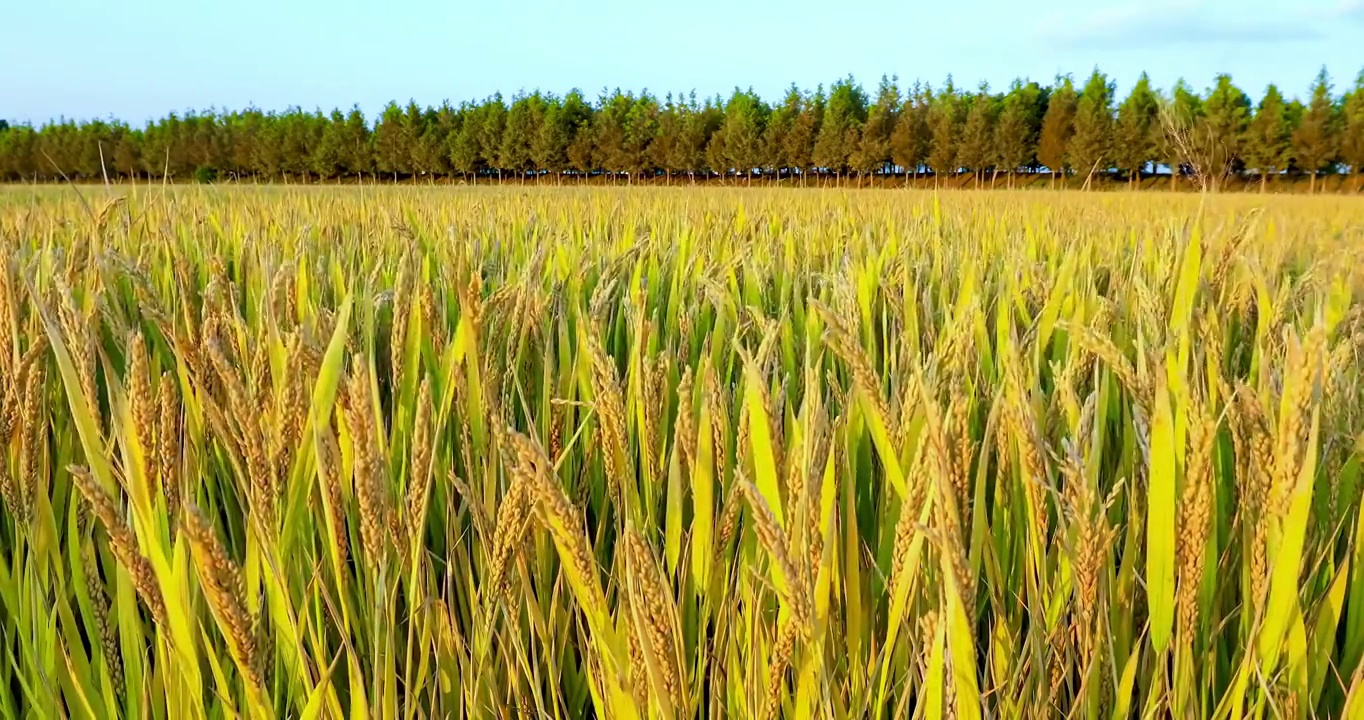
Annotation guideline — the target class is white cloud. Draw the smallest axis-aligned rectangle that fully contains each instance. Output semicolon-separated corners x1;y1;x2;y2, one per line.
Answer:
1337;0;1364;21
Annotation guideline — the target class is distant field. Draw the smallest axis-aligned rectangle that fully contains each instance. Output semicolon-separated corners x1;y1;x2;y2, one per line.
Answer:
0;186;1362;718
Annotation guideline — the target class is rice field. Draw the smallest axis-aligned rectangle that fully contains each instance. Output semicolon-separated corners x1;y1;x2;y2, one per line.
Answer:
0;185;1362;719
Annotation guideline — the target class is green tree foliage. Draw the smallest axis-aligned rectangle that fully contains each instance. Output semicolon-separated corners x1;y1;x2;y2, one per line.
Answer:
1243;85;1293;192
957;84;999;187
1114;73;1159;186
1339;70;1364;185
785;87;823;182
927;80;965;183
993;80;1045;187
7;67;1364;192
595;90;634;179
651;94;684;181
1068;70;1115;187
764;85;803;179
890;83;932;183
501;92;548;177
1038;76;1077;186
1198;74;1251;191
537;90;591;180
450;101;487;180
623;92;660;181
813;77;866;181
1293;68;1340;193
1160;80;1205;189
312;110;350;179
852;76;899;179
374;102;410;179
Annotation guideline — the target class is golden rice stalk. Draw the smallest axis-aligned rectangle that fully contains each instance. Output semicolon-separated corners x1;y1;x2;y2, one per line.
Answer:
1230;386;1273;607
674;367;696;478
182;504;263;692
715;479;745;560
818;309;893;440
740;478;812;634
1064;322;1147;413
314;429;350;570
390;251;411;393
279;332;308;452
57;284;99;425
0;462;17;522
0;262;13;384
345;365;392;565
1003;361;1050;539
127;333;158;500
83;545;125;700
1177;405;1215;642
947;397;972;525
18;360;44;525
623;529;686;714
585;324;631;510
406;376;434;537
762;619;800;719
1060;441;1110;665
705;365;728;482
1271;325;1325;520
156;372;181;525
481;432;537;626
69;466;167;627
889;438;931;594
526;441;611;628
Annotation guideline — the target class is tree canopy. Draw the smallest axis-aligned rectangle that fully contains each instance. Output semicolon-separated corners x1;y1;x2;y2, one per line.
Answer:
2;67;1360;190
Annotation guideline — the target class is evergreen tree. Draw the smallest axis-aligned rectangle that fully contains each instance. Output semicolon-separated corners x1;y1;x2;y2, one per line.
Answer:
1293;68;1340;193
1038;75;1077;187
785;87;823;183
594;90;633;179
501;92;546;178
1243;85;1293;192
651;94;683;182
112;124;142;179
927;79;964;185
373;102;410;180
957;84;998;187
1339;70;1364;187
311;110;348;180
566;111;596;180
622;92;660;182
450;101;486;181
852;76;899;180
891;83;932;184
719;89;767;183
681;94;724;181
537;90;591;181
343;107;373;178
1068;69;1114;188
1198;74;1251;191
1114;73;1159;187
478;95;508;181
993;80;1044;188
1160;80;1204;190
764;85;803;180
813;77;867;183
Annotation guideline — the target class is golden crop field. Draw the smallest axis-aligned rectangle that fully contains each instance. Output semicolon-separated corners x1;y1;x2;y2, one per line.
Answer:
0;186;1362;719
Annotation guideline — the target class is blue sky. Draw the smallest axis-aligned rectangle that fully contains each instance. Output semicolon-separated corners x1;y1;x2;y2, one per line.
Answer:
3;0;1362;126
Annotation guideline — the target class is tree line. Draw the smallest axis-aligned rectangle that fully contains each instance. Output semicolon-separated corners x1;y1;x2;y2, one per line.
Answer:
3;68;1363;191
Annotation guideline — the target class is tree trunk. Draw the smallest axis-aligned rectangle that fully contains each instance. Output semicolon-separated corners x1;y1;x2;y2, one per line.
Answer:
1170;170;1176;192
1261;171;1267;194
1309;171;1316;194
